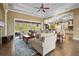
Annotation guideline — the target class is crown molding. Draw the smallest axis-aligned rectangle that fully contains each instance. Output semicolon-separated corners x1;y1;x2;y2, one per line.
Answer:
8;9;43;19
14;18;43;24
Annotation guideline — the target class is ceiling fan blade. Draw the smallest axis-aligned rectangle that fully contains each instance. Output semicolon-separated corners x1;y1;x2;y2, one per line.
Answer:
41;4;44;8
34;7;40;9
43;9;45;12
43;8;49;9
37;9;40;12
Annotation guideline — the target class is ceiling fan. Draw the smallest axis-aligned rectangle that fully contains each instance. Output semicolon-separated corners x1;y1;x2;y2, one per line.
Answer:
35;4;50;13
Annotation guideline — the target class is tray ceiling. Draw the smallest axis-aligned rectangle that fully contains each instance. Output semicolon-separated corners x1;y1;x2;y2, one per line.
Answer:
7;3;79;18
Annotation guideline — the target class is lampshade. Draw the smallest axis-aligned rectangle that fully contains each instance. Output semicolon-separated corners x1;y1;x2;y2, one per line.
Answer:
0;21;4;27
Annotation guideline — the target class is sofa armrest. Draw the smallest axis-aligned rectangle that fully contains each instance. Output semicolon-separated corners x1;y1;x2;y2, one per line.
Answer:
29;38;43;55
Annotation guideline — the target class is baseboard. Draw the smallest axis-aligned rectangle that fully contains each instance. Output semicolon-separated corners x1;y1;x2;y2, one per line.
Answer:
73;37;79;40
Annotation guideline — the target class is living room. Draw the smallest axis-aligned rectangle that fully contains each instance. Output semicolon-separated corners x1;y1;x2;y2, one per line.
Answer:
0;3;79;56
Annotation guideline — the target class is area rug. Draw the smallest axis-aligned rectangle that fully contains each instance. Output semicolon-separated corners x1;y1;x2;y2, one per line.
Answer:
14;37;37;56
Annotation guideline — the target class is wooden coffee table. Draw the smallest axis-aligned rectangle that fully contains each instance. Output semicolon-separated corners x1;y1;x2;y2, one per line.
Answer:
23;35;31;44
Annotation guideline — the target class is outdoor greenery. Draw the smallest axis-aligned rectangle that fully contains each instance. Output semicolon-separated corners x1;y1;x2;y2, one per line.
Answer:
15;22;41;33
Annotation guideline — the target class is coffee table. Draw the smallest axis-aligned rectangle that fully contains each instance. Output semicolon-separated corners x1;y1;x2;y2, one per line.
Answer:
23;35;31;44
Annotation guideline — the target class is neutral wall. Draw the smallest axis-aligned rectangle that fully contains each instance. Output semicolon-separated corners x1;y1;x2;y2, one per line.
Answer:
0;3;5;45
0;4;4;20
73;8;79;40
0;4;5;36
7;11;43;36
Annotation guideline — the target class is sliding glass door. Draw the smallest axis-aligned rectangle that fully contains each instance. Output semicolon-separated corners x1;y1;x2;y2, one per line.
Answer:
15;21;41;34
